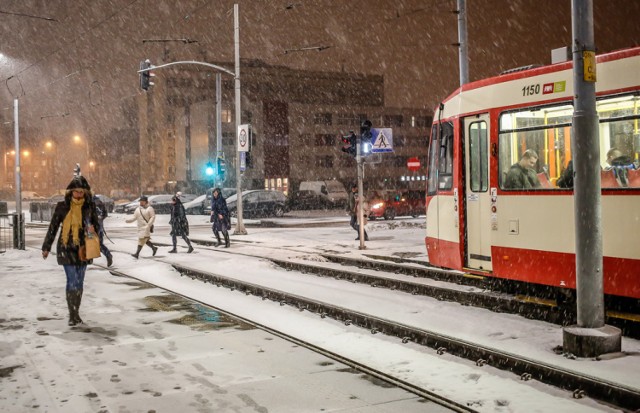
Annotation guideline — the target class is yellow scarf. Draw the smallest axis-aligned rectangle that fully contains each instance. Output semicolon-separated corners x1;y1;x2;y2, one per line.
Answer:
61;198;85;246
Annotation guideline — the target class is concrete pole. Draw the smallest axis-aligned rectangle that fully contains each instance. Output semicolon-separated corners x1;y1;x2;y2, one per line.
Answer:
457;0;469;86
233;3;247;235
216;72;222;188
562;0;621;357
13;98;24;249
185;104;192;182
356;135;365;250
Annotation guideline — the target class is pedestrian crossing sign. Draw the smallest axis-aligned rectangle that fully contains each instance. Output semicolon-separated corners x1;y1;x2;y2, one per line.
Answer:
371;128;393;153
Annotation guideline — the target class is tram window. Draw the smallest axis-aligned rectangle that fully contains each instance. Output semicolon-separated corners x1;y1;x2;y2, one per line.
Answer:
427;121;454;194
469;121;488;192
596;95;640;188
498;103;573;189
438;122;454;190
427;124;439;195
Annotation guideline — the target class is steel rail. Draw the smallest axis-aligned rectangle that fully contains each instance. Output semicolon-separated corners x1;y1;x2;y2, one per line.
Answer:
106;266;474;413
169;262;640;411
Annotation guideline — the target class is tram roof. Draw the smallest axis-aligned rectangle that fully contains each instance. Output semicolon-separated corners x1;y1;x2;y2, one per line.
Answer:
434;46;640;120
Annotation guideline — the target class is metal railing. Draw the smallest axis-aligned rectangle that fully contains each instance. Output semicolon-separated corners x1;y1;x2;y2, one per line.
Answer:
0;211;25;252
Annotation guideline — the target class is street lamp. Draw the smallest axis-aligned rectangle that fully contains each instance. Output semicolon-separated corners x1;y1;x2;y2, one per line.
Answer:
43;141;56;191
72;134;90;166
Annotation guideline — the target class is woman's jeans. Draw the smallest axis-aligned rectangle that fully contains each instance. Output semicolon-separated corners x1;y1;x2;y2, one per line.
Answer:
63;264;87;292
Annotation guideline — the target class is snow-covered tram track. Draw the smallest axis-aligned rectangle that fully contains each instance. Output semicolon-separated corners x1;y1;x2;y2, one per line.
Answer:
162;262;640;412
188;237;640;338
97;258;630;413
104;265;474;413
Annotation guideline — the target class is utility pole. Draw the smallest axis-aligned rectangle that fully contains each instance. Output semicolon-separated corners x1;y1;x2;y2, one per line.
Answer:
356;132;365;250
215;72;223;188
13;98;24;249
562;0;621;357
233;3;247;235
456;0;469;86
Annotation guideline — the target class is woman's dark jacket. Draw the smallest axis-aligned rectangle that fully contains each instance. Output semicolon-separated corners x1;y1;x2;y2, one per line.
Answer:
42;194;100;265
211;195;230;232
169;201;189;236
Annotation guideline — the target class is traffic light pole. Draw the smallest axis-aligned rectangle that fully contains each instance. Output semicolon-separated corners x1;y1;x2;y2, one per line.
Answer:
356;135;365;250
136;5;247;234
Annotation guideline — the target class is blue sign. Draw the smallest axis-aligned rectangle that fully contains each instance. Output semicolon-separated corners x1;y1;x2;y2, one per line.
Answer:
240;152;246;172
370;128;393;153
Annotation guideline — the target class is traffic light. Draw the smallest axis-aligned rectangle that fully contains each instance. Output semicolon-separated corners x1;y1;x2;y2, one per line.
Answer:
139;59;155;90
360;119;373;156
341;131;357;157
205;162;214;176
217;157;226;181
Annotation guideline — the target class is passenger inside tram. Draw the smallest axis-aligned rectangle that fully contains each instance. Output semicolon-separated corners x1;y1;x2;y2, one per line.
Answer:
605;147;639;187
503;149;542;189
498;94;640;190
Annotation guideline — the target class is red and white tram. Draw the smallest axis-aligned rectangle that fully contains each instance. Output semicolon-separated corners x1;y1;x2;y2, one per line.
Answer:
425;47;640;300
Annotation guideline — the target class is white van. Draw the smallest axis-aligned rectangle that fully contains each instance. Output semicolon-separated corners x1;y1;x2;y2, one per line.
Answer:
298;180;348;207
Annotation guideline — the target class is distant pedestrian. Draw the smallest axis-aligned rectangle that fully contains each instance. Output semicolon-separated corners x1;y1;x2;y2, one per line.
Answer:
210;187;230;247
42;175;100;326
125;196;158;258
169;194;193;253
346;184;368;241
93;194;113;267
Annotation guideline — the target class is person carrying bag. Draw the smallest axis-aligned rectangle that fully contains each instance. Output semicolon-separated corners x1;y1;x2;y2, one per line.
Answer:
42;175;101;326
125;196;158;258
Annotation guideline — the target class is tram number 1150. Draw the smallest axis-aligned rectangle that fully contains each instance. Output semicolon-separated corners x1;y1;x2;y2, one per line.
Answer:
522;84;541;96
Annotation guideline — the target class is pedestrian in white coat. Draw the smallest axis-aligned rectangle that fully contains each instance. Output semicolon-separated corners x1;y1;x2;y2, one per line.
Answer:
125;196;158;258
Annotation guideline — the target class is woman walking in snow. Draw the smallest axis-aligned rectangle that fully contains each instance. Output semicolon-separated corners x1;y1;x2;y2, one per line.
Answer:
42;175;100;326
168;194;193;253
210;188;230;247
125;196;158;258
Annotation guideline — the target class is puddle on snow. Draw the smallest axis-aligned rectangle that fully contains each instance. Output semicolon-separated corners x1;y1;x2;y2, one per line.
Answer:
141;294;253;332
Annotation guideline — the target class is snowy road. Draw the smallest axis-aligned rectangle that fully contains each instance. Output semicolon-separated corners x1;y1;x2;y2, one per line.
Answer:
11;212;640;411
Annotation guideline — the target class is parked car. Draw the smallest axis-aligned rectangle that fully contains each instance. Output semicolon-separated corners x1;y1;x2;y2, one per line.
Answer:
95;194;115;212
368;190;425;220
21;191;47;201
298;180;347;207
183;194;207;215
122;194;193;214
226;190;288;218
152;193;197;214
290;190;331;210
203;187;237;214
114;198;138;213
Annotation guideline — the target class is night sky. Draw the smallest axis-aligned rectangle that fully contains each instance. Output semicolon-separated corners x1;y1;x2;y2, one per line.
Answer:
1;0;639;147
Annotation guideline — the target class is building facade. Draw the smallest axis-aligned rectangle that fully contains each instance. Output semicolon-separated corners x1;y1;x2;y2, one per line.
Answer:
137;59;432;196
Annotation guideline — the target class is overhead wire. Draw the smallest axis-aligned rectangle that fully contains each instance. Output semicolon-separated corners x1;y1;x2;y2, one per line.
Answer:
4;0;221;123
2;0;141;86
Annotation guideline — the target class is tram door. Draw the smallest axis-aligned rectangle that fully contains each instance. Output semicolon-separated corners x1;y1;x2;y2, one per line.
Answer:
463;114;493;271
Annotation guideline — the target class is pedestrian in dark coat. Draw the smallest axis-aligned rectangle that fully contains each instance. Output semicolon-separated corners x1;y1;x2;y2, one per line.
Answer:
93;194;113;266
210;187;230;247
169;195;193;253
42;175;100;326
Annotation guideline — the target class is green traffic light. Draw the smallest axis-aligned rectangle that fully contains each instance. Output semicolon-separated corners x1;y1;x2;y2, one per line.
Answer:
205;162;214;176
